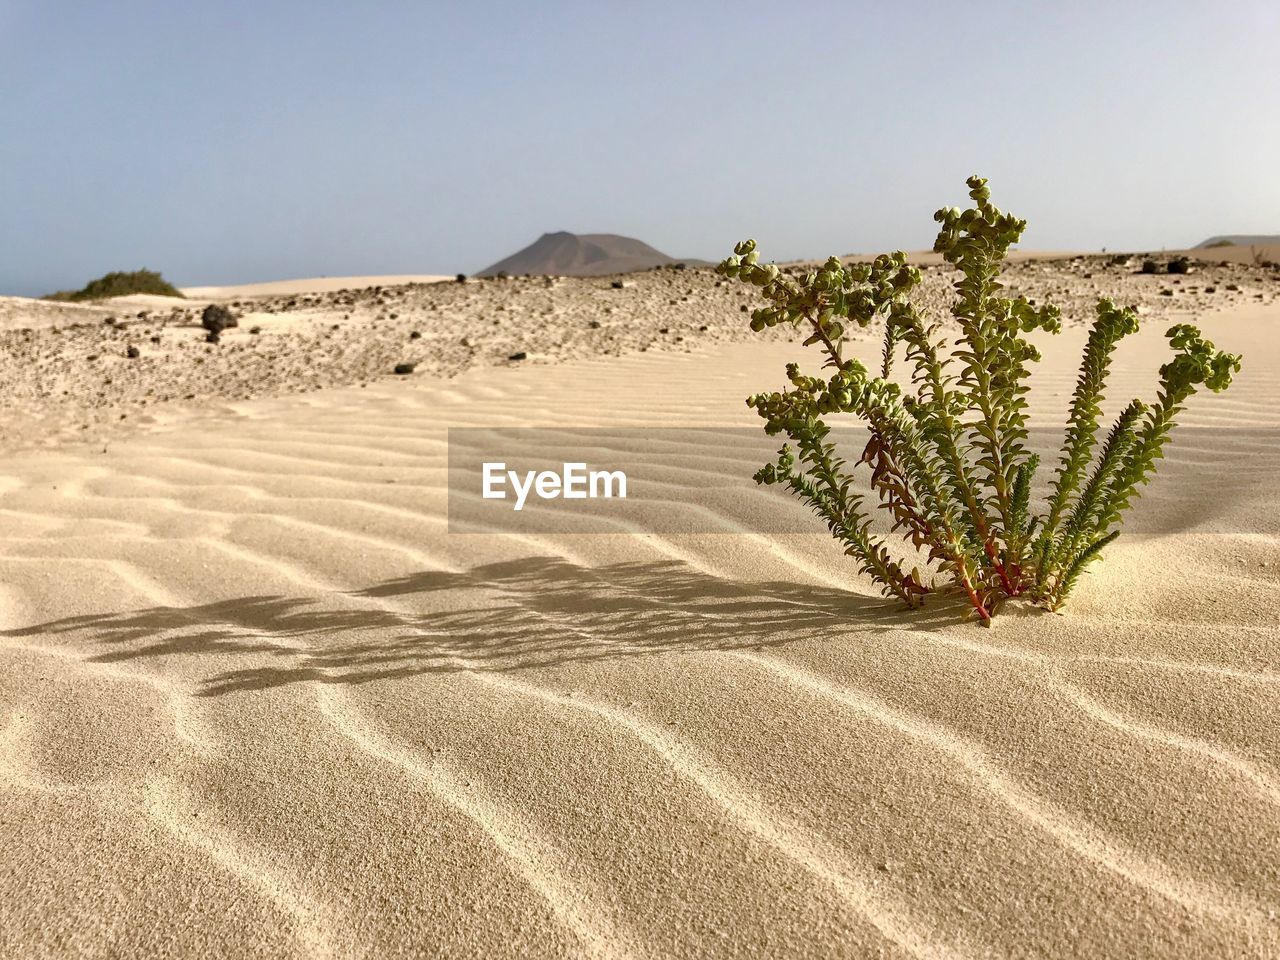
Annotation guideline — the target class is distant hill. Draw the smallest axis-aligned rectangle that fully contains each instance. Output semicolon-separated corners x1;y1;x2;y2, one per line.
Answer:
1195;235;1280;248
477;232;709;277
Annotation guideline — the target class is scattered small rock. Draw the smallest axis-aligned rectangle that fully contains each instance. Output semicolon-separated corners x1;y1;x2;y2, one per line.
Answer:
508;351;527;361
394;362;416;375
201;304;236;335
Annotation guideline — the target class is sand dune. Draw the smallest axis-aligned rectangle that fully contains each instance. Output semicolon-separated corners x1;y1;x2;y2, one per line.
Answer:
0;296;1277;957
180;276;452;300
5;254;1275;455
1178;243;1280;267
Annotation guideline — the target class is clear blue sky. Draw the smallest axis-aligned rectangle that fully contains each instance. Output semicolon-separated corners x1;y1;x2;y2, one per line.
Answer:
2;0;1277;296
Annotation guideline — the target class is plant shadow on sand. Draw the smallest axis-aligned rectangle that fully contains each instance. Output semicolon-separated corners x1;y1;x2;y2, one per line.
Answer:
4;557;974;697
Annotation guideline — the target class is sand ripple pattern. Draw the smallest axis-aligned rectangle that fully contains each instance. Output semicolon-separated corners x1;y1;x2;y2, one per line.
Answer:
2;320;1279;958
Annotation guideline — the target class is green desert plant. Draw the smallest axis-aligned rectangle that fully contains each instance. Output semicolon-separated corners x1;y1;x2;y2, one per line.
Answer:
44;269;183;302
719;176;1240;624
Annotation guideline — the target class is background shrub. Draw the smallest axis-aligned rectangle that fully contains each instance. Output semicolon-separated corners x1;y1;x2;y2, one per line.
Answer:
44;269;183;302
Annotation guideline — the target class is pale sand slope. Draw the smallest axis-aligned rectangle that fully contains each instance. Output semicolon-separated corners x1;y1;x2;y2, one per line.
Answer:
0;307;1277;959
180;276;452;299
0;277;450;332
1182;244;1280;267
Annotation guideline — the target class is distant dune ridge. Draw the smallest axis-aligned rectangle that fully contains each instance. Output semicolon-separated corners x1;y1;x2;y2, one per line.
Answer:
180;275;450;299
478;231;710;277
1196;235;1280;248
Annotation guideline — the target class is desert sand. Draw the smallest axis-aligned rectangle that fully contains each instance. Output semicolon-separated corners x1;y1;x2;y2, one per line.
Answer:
180;276;453;300
1;254;1275;454
0;260;1278;958
1180;243;1280;268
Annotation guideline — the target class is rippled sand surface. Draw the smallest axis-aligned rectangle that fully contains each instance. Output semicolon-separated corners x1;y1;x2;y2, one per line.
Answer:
1;305;1277;958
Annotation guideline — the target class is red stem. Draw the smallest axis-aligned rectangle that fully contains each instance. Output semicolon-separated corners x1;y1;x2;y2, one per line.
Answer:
959;575;992;625
985;540;1020;596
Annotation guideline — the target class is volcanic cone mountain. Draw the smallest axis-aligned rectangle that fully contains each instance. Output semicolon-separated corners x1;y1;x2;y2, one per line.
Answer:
477;232;708;277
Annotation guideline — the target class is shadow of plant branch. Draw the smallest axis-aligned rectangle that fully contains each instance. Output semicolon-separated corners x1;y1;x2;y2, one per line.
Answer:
4;557;971;697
